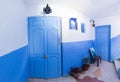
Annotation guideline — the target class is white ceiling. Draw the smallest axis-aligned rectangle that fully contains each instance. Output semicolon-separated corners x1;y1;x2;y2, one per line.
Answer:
23;0;120;18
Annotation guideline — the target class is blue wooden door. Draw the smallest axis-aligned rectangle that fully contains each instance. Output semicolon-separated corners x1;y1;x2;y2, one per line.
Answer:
28;16;61;78
95;25;111;61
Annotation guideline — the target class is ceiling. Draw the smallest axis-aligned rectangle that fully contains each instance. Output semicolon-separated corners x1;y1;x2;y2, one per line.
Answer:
23;0;120;18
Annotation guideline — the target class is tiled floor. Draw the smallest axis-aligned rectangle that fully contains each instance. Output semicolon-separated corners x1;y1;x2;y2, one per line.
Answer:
29;61;120;82
29;76;76;82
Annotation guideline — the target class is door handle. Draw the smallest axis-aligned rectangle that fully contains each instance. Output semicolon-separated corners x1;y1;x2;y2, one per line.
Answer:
44;54;47;59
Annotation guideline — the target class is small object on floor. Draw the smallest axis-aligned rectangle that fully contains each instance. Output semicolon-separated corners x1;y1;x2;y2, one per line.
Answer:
82;64;90;71
70;67;85;79
71;72;80;79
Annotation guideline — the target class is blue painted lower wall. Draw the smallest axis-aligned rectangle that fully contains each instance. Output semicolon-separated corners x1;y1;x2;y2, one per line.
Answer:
0;46;29;82
61;34;120;76
111;34;120;60
62;40;94;76
2;34;120;80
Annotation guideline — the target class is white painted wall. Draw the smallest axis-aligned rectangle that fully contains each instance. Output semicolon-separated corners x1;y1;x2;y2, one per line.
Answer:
0;0;27;56
95;15;120;38
27;4;94;42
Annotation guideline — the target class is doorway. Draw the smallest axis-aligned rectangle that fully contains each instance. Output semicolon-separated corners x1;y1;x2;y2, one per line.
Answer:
28;16;62;78
95;25;111;61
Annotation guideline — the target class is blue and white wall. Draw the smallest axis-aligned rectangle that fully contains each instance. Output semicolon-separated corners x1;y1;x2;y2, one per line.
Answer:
0;0;28;82
1;0;120;81
27;4;94;76
95;15;120;60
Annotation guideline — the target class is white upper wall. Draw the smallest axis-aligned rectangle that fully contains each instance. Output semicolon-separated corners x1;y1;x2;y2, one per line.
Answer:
24;0;120;42
0;0;27;56
23;0;120;18
95;15;120;38
27;4;95;42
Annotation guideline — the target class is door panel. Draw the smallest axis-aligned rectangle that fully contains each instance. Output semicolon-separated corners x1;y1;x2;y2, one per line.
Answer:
32;19;45;27
28;16;61;78
31;28;45;77
95;45;108;60
46;29;58;54
95;25;111;61
33;29;44;56
44;17;61;77
34;58;45;77
47;57;58;76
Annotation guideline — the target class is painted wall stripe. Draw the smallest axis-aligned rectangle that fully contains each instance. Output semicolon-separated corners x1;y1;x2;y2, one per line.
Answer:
0;46;29;82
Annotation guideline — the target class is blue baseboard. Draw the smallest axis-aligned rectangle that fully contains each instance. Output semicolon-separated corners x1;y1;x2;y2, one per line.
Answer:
62;40;94;76
0;45;29;82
